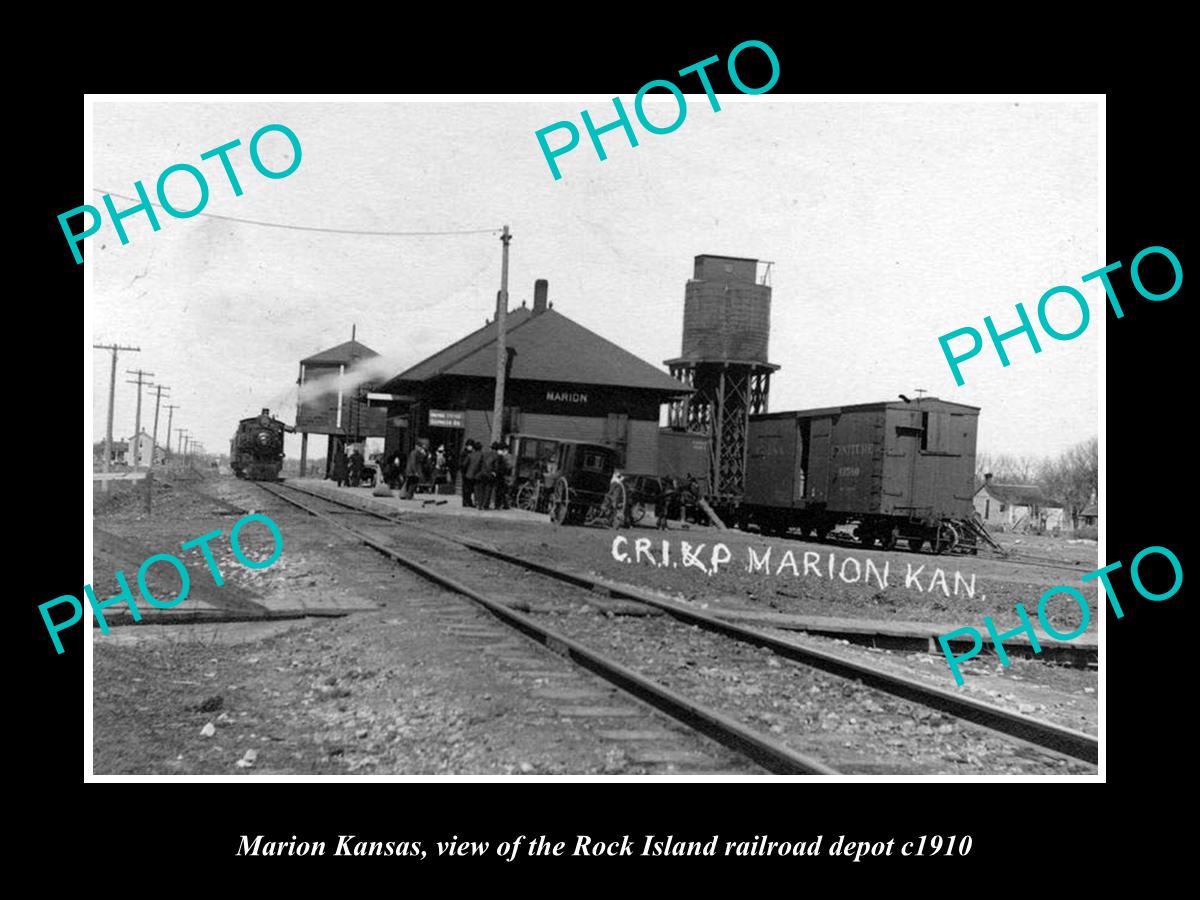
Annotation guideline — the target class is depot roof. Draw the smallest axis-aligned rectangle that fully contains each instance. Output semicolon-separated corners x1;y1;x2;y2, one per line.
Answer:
382;308;690;395
301;339;380;366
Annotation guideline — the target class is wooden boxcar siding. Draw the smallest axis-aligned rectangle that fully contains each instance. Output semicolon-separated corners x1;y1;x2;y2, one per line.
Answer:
827;410;886;513
745;416;798;506
806;416;832;504
880;405;977;519
624;420;659;475
658;430;712;487
747;401;979;519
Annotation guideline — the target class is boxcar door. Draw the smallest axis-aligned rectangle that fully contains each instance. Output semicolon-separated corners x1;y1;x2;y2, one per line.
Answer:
883;407;924;517
745;418;796;508
805;416;833;505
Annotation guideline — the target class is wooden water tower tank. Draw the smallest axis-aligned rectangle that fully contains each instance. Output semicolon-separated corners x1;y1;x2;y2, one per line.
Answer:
666;255;779;500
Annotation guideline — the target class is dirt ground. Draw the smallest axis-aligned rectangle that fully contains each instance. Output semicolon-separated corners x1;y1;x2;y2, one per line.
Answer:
91;474;1098;775
360;499;1100;633
91;475;750;776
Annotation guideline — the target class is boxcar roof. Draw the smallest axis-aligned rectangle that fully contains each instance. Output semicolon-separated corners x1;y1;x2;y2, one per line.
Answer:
752;398;981;420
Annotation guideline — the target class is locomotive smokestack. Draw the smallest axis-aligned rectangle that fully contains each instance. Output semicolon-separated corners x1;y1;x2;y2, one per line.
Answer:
533;279;549;314
261;408;270;416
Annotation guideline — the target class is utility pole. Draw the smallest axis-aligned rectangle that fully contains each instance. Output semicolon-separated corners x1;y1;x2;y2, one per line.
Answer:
93;343;139;492
149;384;170;469
164;404;180;458
490;224;511;445
175;427;187;462
125;368;154;472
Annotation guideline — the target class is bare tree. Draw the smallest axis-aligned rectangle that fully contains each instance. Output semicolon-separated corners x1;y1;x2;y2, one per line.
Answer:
1040;436;1098;527
976;451;1043;484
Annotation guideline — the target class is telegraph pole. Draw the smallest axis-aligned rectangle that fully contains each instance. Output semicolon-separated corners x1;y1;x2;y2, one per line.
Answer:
149;384;169;469
164;404;180;458
176;428;188;465
125;368;154;471
490;224;511;445
93;343;139;492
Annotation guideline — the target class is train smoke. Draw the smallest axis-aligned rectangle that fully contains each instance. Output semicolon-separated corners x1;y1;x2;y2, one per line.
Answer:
295;354;404;406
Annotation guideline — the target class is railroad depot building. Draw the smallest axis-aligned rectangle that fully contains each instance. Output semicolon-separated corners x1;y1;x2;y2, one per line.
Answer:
376;280;690;473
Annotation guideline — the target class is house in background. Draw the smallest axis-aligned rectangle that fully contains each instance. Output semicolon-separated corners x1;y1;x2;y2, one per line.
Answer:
125;430;166;468
974;473;1065;533
1079;499;1098;528
93;440;130;466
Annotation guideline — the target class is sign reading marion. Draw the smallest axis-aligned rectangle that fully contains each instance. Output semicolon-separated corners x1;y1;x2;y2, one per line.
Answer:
546;390;588;403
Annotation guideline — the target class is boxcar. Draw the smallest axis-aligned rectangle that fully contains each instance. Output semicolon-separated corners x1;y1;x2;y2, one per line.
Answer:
742;399;980;552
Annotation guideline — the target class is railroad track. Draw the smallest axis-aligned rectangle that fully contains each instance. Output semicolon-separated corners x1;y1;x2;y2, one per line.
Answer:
254;481;831;774
979;550;1095;575
253;480;1097;773
775;528;1094;576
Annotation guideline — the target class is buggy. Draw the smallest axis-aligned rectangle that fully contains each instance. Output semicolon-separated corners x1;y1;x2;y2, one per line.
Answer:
545;441;626;527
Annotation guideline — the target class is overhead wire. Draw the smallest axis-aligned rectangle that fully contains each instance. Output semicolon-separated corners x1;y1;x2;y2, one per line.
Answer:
93;190;503;237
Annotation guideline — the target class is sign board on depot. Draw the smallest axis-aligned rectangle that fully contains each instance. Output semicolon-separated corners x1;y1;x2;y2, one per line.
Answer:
428;409;465;428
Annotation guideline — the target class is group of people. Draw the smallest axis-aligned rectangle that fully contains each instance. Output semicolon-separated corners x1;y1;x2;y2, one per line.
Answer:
331;447;366;488
458;440;514;510
365;437;513;506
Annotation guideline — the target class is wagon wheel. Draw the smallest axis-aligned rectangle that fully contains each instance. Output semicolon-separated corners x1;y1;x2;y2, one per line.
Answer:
936;521;960;554
604;480;628;529
516;482;537;511
550;479;571;525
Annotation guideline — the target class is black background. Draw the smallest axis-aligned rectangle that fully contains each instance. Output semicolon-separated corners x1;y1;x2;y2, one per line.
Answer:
24;23;1186;884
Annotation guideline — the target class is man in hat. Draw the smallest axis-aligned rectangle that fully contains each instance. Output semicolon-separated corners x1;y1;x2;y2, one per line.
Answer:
461;440;480;507
332;446;349;487
474;441;499;510
402;440;429;500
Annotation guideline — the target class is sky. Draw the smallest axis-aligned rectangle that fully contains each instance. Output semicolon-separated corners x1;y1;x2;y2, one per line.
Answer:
89;99;1099;464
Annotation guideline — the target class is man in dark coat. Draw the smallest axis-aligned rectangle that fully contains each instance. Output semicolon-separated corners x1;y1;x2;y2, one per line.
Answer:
473;442;499;511
459;440;477;507
348;448;364;487
332;448;349;487
402;442;428;500
464;441;486;508
495;445;513;509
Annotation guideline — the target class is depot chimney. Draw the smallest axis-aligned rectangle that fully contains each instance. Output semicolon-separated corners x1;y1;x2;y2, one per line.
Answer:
533;279;549;314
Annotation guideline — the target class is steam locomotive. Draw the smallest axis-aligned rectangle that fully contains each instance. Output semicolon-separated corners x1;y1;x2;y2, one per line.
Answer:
230;408;290;480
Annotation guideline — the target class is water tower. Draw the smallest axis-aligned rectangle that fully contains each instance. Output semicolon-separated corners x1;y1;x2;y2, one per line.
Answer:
665;254;779;500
